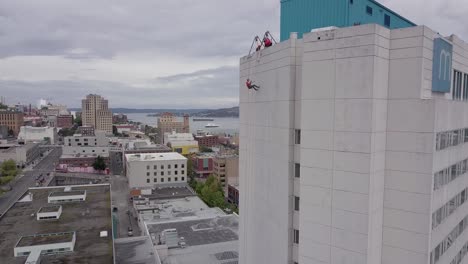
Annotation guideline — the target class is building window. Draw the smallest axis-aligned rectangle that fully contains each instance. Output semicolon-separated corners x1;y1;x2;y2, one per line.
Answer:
168;177;171;182
295;163;300;178
294;196;300;211
175;177;178;181
147;165;150;170
182;170;185;175
168;171;171;175
294;129;301;144
154;172;157;176
147;179;150;183
154;165;157;170
175;170;178;175
168;164;171;169
161;171;164;176
161;165;164;170
161;178;164;182
182;177;185;181
293;229;299;244
453;70;463;100
464;74;468;101
384;14;391;27
154;178;157;183
146;172;150;176
366;6;373;15
182;164;185;168
175;164;178;169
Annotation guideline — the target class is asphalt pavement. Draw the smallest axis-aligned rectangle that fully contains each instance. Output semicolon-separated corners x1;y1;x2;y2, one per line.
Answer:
110;174;140;238
0;147;62;216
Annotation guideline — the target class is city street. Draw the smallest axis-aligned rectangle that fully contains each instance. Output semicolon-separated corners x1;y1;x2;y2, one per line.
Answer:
110;174;140;238
0;146;62;216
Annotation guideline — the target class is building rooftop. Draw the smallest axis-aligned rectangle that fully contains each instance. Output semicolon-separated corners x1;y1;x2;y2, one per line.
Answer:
60;153;110;159
17;231;74;247
146;215;239;264
114;236;159;264
135;195;225;223
49;190;86;197
126;152;187;162
0;184;113;264
38;205;61;213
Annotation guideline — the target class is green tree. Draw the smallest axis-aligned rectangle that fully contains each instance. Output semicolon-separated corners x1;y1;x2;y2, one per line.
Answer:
92;156;107;171
0;103;7;110
200;146;213;153
74;116;82;126
1;160;17;177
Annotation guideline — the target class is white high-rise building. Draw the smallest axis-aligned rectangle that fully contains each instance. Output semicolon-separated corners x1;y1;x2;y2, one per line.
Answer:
239;24;468;264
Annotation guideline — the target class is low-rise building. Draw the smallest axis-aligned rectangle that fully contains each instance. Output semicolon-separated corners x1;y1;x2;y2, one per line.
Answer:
114;124;135;134
125;152;187;188
0;111;24;136
164;131;199;155
64;130;109;147
56;115;73;128
191;153;215;178
227;184;239;207
129;185;239;264
0;184;113;263
0;142;44;167
213;154;239;196
77;126;94;136
18;126;57;144
112;113;128;124
0;125;8;139
194;134;218;148
157;113;190;144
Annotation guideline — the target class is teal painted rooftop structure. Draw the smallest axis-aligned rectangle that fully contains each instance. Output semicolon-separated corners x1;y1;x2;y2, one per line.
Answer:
280;0;416;41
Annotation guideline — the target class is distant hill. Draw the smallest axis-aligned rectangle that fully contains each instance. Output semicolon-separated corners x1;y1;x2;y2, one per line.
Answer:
194;107;239;117
69;107;239;117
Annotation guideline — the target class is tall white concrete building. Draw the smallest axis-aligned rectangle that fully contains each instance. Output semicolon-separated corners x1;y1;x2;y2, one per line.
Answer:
239;24;468;264
81;94;112;134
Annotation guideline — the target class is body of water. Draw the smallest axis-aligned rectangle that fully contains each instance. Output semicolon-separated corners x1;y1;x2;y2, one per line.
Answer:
125;113;239;135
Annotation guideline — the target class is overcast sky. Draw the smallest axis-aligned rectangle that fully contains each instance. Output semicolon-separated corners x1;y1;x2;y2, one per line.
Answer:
0;0;466;109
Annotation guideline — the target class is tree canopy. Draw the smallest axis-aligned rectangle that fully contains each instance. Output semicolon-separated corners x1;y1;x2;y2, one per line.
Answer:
92;156;107;171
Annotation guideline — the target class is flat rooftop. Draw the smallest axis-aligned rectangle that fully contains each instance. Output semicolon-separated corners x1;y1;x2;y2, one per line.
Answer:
49;190;85;197
146;215;239;264
135;195;225;223
0;184;113;264
38;205;61;213
114;236;158;264
17;232;74;247
126;152;187;162
60;153;109;159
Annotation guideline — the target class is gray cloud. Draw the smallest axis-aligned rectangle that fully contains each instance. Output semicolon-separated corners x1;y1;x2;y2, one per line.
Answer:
0;0;466;109
0;66;239;109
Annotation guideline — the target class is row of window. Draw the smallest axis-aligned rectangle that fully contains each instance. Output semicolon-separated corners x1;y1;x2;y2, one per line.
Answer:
449;239;468;264
146;164;185;170
436;128;468;151
50;198;84;203
432;189;467;229
38;216;59;220
431;214;468;264
146;170;185;176
146;176;185;183
434;158;468;190
452;70;468;101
